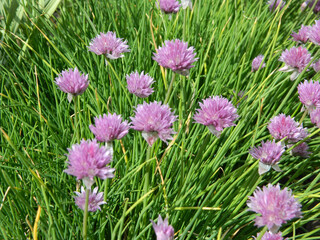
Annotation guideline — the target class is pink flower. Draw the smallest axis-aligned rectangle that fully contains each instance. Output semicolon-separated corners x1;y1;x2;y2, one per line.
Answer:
153;39;198;76
131;101;177;146
290;142;311;158
312;59;320;72
151;215;174;240
55;68;89;102
249;140;285;175
302;1;320;13
291;25;310;43
247;184;302;233
64;139;115;188
278;46;311;80
126;71;155;98
252;55;266;72
254;231;285;240
74;187;106;212
268;114;308;143
268;0;285;11
88;32;130;60
89;113;130;142
308;20;320;45
194;96;239;137
158;0;180;14
297;80;320;111
310;108;320;127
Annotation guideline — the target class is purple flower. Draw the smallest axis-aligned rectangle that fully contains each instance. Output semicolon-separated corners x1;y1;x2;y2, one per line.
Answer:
252;55;266;72
297;80;320;111
153;39;198;76
310;108;320;127
64;139;115;188
158;0;180;14
254;231;285;240
88;32;130;60
312;59;320;72
74;186;106;212
268;114;308;143
291;25;310;43
126;71;155;98
194;96;239;137
249;140;285;175
89;113;130;143
247;184;302;233
308;20;320;45
301;0;320;13
131;101;177;146
55;68;89;102
268;0;285;11
290;142;311;158
151;215;174;240
278;46;311;81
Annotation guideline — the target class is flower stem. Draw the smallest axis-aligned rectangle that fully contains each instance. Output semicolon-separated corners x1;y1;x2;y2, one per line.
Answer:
143;146;152;223
164;73;176;104
74;96;80;143
299;109;308;125
82;187;90;240
256;226;268;240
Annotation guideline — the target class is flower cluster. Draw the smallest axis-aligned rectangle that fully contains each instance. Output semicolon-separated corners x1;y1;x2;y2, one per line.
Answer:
278;46;311;80
74;187;106;212
151;215;174;240
158;0;180;14
247;184;301;233
126;71;155;98
249;140;284;175
301;0;320;14
153;39;198;76
254;231;285;240
308;20;320;45
194;96;239;137
297;80;320;112
131;101;177;146
64;139;115;188
252;55;266;72
291;25;310;43
55;68;89;102
88;31;130;60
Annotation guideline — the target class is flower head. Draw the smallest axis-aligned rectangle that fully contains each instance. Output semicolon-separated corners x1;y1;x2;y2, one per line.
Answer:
302;0;320;13
278;46;311;80
268;0;285;11
126;71;155;98
252;55;266;72
64;139;115;188
89;113;130;143
268;114;308;143
312;59;320;72
153;39;198;76
158;0;180;13
309;20;320;45
247;184;302;233
131;101;177;146
297;80;320;111
290;142;311;158
151;215;174;240
310;108;320;127
55;68;89;102
249;140;285;175
254;231;285;240
291;25;310;43
194;96;239;137
74;187;106;212
88;32;130;60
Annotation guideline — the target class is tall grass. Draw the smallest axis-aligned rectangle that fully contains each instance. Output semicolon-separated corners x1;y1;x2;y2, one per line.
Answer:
1;0;320;239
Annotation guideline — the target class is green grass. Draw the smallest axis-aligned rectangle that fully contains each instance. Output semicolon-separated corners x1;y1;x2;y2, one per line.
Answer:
1;0;320;239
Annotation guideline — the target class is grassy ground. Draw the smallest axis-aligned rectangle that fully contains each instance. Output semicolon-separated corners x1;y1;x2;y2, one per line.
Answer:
1;0;320;239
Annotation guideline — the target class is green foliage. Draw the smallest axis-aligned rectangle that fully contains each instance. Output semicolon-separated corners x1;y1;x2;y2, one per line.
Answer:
1;0;320;239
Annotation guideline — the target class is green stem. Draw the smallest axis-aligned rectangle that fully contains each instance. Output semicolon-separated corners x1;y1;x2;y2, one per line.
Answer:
299;109;308;125
164;73;176;104
82;188;90;240
74;96;80;143
143;147;152;223
256;226;268;240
